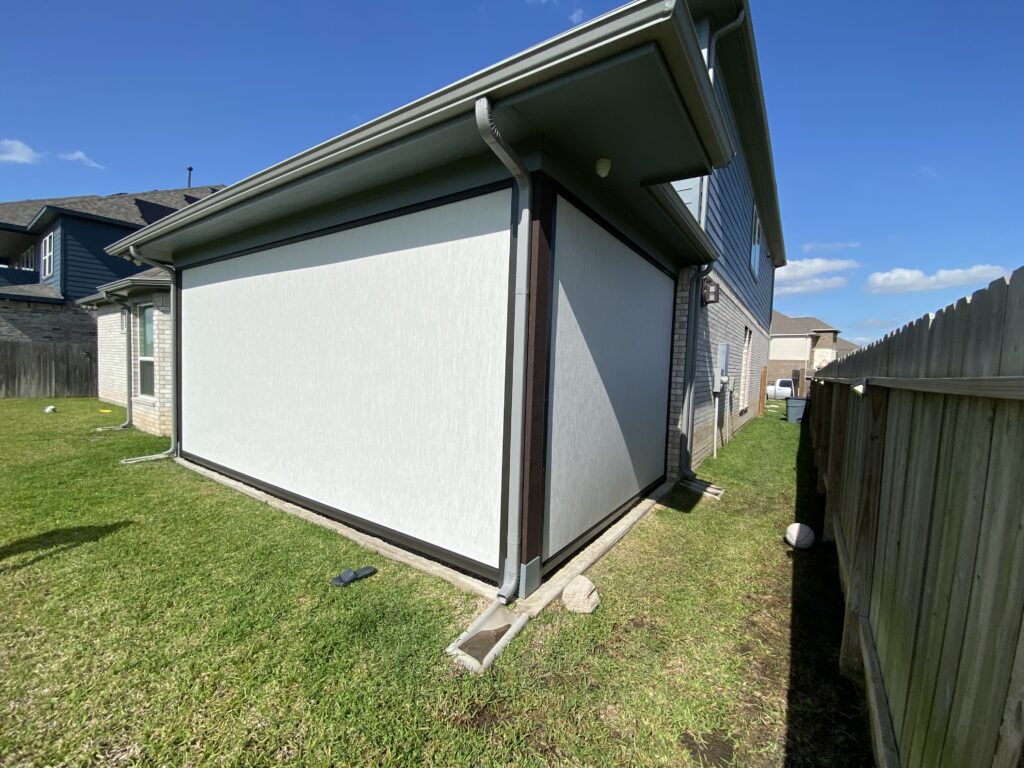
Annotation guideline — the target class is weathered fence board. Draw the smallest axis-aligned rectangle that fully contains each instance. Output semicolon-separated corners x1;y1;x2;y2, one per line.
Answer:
0;340;97;398
812;267;1024;768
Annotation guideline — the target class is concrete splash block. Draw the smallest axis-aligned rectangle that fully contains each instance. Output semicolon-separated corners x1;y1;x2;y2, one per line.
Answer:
446;601;529;673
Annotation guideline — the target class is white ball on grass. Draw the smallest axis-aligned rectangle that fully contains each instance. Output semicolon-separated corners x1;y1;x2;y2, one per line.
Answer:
785;522;815;549
44;405;57;414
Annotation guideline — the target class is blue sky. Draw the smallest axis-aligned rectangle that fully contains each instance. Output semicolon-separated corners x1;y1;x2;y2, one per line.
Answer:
2;0;1022;344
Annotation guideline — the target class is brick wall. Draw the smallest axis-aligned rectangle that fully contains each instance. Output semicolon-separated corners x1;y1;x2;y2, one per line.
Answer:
688;268;770;469
0;298;96;344
96;304;127;405
127;292;172;436
666;267;692;477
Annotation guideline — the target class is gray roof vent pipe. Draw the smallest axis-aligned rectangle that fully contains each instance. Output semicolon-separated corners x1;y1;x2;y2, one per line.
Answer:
475;97;531;604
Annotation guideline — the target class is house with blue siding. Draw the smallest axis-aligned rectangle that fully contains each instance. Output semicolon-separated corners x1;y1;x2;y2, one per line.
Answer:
98;0;784;598
0;186;221;344
667;0;786;470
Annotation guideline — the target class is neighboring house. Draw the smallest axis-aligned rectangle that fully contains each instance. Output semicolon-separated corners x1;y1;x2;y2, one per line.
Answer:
768;311;857;392
0;186;221;345
103;0;785;599
77;269;172;435
668;0;786;467
834;337;860;360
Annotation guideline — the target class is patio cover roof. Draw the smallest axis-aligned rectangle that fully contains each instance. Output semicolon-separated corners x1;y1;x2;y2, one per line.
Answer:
108;0;783;269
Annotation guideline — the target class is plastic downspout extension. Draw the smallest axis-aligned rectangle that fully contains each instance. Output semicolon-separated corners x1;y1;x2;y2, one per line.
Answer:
121;245;178;465
95;297;133;431
475;96;531;605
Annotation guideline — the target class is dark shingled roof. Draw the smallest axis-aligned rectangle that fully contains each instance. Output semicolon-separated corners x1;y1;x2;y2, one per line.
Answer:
0;185;224;229
771;310;838;335
0;283;63;300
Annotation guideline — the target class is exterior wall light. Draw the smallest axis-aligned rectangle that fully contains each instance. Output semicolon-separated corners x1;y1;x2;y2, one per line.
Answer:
701;277;720;306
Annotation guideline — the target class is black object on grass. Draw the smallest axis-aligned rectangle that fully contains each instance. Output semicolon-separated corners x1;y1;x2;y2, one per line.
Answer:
331;566;377;587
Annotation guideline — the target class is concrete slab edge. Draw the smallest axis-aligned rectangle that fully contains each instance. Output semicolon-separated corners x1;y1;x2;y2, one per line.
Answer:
515;478;676;617
175;458;498;600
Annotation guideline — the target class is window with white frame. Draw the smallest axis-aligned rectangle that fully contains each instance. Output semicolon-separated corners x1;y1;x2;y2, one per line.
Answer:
40;233;54;278
138;305;155;397
749;209;762;280
17;246;35;271
739;326;753;410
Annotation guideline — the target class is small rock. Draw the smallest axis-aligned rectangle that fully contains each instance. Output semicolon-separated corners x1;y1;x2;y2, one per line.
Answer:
562;575;600;614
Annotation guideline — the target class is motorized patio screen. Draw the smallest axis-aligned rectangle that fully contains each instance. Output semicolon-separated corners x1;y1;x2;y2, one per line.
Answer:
544;196;674;560
179;189;513;570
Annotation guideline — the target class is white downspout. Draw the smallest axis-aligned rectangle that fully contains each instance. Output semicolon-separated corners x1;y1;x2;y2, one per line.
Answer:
121;245;178;465
475;96;531;604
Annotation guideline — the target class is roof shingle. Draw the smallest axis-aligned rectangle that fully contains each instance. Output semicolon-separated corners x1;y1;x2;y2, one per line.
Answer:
771;310;838;335
0;185;224;229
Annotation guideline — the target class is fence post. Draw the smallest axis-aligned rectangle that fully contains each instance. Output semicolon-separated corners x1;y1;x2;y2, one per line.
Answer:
840;383;889;677
823;382;849;543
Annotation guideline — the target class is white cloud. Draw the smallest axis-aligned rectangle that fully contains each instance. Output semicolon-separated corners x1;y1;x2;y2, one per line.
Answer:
867;264;1009;294
568;8;584;23
801;241;862;253
0;139;41;164
776;257;859;295
776;276;848;296
59;150;104;169
850;336;878;346
777;257;860;283
913;164;939;179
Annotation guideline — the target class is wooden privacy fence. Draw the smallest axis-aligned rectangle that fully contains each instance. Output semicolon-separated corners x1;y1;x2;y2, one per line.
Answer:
0;340;97;398
808;267;1024;768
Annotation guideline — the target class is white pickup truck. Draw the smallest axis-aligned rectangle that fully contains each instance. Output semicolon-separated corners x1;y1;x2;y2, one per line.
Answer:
766;378;796;399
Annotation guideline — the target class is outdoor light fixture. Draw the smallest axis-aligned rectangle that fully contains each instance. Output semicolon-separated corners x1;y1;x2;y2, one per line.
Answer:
595;157;612;178
701;277;720;306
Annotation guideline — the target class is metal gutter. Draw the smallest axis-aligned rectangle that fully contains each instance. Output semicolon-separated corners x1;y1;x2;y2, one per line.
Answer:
720;2;786;266
475;97;531;605
105;0;733;260
76;279;169;306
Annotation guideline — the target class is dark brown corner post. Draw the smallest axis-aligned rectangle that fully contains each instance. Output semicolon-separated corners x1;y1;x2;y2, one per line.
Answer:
518;171;556;597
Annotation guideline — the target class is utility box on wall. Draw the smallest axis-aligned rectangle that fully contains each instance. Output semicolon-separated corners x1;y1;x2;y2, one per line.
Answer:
714;343;730;393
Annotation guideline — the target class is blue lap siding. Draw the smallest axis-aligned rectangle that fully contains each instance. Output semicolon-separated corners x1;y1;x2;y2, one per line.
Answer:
703;70;775;331
60;218;142;301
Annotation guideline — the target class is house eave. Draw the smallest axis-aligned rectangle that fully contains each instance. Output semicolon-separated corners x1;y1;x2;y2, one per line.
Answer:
27;205;140;234
106;0;736;264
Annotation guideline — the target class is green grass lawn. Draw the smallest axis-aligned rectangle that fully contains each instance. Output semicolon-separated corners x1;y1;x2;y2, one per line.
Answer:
0;398;869;767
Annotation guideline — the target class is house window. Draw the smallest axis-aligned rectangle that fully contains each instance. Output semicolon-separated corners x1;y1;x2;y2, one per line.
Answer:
749;210;762;280
739;327;753;410
40;233;54;278
139;305;155;397
17;247;35;271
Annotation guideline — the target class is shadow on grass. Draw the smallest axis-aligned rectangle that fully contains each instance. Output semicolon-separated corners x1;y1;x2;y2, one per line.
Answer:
784;414;872;766
0;522;132;575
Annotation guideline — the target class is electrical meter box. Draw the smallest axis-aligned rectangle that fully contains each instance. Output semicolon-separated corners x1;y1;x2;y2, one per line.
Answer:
714;343;730;393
